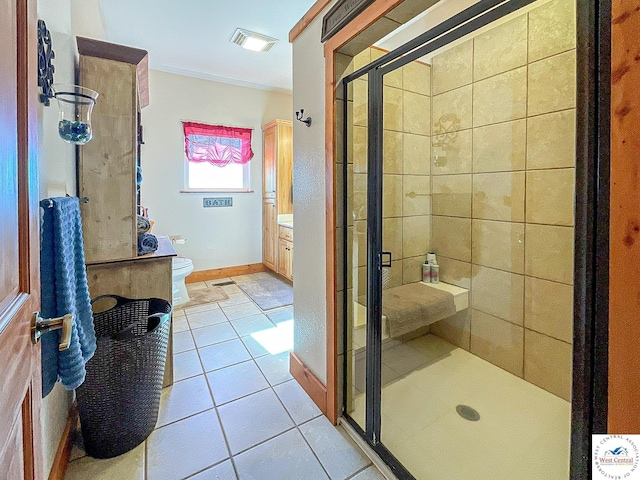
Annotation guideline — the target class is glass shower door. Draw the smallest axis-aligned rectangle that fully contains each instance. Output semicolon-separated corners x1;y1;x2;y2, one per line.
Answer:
342;0;582;478
376;55;436;473
366;0;576;478
343;73;370;435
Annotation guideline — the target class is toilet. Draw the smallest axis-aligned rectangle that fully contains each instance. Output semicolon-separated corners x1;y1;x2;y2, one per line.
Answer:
172;257;194;307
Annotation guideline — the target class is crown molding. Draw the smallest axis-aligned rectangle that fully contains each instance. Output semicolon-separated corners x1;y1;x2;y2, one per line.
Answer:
150;64;292;95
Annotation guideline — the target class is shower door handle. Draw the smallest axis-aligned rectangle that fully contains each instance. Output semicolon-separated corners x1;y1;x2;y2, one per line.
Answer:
380;251;392;268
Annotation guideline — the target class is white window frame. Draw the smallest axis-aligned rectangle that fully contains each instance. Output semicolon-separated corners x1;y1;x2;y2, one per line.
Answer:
181;155;252;194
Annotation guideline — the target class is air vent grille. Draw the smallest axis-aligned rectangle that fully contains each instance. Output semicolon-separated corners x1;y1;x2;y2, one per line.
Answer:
230;28;278;52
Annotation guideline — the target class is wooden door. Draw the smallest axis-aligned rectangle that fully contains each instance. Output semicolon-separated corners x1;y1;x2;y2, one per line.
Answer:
263;125;276;197
276;123;293;214
277;238;293;281
277;238;289;278
263;199;277;270
0;0;43;478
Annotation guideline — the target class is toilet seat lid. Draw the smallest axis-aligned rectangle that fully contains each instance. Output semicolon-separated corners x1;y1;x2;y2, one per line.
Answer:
173;257;193;269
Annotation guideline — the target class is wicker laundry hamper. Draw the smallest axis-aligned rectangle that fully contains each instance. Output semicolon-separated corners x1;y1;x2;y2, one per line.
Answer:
76;295;171;458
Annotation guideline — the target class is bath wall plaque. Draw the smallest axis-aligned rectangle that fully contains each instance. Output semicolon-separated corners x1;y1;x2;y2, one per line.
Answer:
203;197;233;208
321;0;376;42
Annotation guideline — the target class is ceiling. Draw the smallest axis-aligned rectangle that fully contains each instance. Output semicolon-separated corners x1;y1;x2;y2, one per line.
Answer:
99;0;317;93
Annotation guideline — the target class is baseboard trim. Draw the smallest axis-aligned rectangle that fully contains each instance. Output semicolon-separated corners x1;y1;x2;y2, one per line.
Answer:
186;263;268;284
290;352;328;415
48;401;78;480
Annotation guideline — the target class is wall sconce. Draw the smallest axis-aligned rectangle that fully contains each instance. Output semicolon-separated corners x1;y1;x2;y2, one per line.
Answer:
38;19;99;145
295;109;312;127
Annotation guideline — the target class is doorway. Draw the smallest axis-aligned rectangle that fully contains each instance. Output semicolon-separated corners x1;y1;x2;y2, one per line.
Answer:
338;0;608;478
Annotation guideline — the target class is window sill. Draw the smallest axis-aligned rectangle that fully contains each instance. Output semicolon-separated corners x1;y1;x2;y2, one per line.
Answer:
180;190;255;194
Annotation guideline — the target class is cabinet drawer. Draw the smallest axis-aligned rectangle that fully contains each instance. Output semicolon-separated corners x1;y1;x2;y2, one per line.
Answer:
278;225;293;241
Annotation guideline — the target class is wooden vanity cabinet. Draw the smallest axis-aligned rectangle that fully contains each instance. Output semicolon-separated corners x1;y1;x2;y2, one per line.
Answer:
277;225;293;281
263;199;277;270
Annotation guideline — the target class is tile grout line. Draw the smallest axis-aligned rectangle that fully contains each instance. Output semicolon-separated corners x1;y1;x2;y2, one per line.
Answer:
144;438;148;480
344;464;375;480
228;425;299;459
430;212;575;228
156;358;323;436
295;422;334;480
523;9;532;382
72;275;295;480
202;372;241;479
266;349;368;479
181;457;235;480
157;349;291;432
433;253;574;287
183;279;296;477
219;280;330;476
154;406;216;432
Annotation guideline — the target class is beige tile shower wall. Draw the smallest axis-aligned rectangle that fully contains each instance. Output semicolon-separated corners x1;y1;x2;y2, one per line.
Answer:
350;48;432;300
351;52;367;305
429;0;576;401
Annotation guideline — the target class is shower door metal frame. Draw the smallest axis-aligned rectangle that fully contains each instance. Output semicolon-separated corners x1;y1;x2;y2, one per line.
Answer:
340;0;610;478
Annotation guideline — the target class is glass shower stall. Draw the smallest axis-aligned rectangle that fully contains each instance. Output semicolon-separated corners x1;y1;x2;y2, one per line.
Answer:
338;0;591;478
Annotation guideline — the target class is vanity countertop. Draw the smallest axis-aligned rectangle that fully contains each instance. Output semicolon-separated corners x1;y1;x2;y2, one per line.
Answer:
277;214;293;229
87;234;176;265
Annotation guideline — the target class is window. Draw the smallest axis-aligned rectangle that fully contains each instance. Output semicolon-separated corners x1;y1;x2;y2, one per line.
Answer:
182;122;254;192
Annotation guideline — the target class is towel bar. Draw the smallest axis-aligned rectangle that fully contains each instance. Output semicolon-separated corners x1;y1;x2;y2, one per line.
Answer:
40;197;89;208
405;191;429;198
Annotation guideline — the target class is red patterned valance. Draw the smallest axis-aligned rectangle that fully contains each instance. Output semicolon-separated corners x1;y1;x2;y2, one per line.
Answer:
183;122;254;167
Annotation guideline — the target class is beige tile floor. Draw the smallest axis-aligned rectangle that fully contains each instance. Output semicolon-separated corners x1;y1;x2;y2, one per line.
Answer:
349;334;572;480
66;274;384;480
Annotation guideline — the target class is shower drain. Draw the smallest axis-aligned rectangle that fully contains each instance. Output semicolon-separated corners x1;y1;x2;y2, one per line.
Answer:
456;404;480;422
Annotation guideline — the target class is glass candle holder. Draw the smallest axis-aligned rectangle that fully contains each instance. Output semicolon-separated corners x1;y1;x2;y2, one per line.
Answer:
52;84;99;145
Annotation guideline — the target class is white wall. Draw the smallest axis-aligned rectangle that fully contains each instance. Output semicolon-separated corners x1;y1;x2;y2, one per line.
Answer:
37;1;106;475
37;1;77;476
140;70;292;271
291;1;337;384
69;0;107;40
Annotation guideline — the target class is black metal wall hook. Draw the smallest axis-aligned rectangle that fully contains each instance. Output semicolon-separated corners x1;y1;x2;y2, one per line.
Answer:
295;109;312;127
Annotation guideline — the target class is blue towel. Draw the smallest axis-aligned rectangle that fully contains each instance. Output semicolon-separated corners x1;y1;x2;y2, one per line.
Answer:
40;197;96;397
137;232;158;255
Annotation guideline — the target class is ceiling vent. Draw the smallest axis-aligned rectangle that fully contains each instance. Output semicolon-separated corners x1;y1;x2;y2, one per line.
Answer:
230;28;278;52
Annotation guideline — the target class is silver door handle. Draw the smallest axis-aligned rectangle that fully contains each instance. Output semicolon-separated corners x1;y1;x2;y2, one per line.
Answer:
31;312;73;351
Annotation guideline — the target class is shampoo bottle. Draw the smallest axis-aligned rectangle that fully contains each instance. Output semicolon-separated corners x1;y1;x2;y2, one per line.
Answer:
430;261;440;284
422;259;431;283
